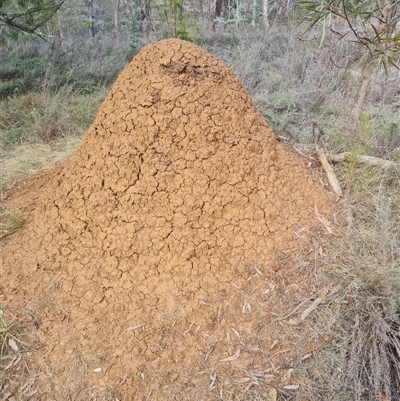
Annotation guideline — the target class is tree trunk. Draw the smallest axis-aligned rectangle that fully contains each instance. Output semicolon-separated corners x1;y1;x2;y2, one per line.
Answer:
262;0;269;29
144;0;152;22
352;63;374;125
213;0;223;31
351;0;392;133
88;0;95;37
236;0;241;26
252;0;262;27
57;9;63;41
197;0;204;17
113;0;120;41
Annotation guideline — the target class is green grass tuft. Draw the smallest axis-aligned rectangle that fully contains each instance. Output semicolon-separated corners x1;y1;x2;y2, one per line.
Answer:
0;209;24;240
0;311;27;362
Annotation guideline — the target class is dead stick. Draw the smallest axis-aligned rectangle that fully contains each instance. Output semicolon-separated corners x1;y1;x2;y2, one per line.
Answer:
240;381;258;398
328;152;399;169
268;348;292;360
276;294;318;321
318;153;343;197
300;288;329;321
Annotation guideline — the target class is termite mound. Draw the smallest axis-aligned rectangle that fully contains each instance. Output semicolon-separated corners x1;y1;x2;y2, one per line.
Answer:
2;39;332;399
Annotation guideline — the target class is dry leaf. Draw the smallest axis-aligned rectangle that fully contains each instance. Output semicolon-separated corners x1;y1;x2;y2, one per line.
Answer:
253;265;264;275
283;384;300;390
4;354;21;370
380;392;388;401
126;324;143;331
300;288;328;321
220;348;240;362
264;374;275;382
301;337;332;356
8;338;19;351
23;388;38;397
119;374;128;385
314;202;334;234
183;323;194;335
283;368;295;381
231;328;242;344
268;388;278;401
240;381;259;397
208;371;217;391
318;245;323;257
242;301;251;313
268;348;291;360
204;345;215;363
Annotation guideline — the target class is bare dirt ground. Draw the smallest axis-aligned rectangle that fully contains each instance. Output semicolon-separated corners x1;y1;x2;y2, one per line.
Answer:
1;39;334;400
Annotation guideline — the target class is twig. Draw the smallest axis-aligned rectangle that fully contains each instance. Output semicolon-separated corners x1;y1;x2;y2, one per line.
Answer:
267;348;291;361
203;345;215;363
293;146;314;161
220;348;240;362
240;381;259;397
119;373;128;385
276;293;318;321
208;371;217;390
300;288;329;321
276;135;289;142
301;337;332;356
314;202;335;234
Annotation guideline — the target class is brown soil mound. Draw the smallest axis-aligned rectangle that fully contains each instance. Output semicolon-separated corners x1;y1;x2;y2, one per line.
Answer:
1;39;332;399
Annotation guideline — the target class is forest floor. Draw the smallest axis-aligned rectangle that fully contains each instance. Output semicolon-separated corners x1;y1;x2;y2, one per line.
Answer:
1;30;400;401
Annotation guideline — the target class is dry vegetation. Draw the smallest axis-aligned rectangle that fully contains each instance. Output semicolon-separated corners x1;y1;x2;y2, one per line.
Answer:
1;21;399;401
295;161;400;401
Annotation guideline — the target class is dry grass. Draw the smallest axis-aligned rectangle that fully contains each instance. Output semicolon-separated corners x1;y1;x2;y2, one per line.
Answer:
0;85;105;193
0;136;82;193
0;308;40;401
295;161;400;401
0;86;106;149
202;25;400;160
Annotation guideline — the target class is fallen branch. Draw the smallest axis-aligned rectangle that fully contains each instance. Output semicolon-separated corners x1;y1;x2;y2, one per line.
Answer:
328;152;399;170
317;153;343;197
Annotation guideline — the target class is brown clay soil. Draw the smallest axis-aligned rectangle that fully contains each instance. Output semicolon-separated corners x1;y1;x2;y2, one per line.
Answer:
1;39;333;400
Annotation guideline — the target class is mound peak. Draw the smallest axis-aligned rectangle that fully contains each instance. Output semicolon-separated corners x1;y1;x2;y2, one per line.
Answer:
2;39;332;399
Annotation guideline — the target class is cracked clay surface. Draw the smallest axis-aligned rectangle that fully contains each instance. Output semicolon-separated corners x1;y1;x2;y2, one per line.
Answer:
1;39;332;399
